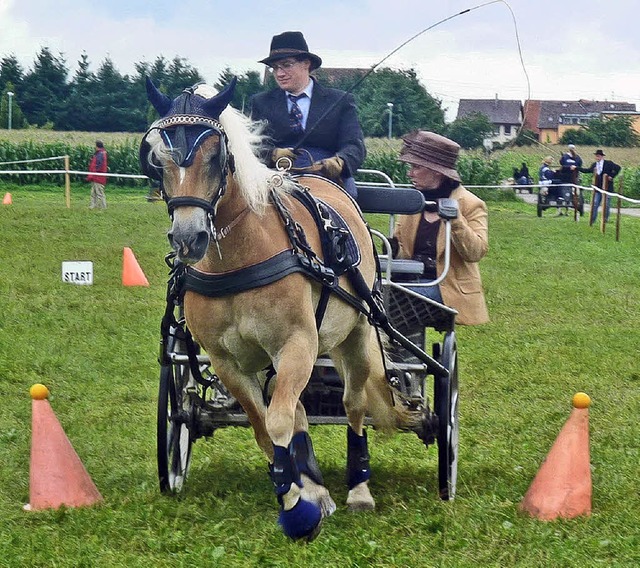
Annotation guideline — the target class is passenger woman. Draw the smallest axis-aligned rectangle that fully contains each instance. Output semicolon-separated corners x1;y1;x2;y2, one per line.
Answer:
389;131;489;326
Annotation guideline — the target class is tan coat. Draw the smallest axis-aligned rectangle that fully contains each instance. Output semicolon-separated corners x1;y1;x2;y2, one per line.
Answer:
393;185;489;325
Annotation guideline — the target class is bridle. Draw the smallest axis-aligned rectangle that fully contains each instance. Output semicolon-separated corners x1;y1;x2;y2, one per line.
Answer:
140;111;236;230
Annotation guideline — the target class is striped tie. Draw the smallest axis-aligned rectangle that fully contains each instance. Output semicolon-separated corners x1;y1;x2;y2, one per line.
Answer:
288;93;306;134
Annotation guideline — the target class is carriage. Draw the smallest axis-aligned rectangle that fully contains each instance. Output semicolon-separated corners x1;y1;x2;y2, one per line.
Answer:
156;170;460;500
143;78;461;541
537;182;585;217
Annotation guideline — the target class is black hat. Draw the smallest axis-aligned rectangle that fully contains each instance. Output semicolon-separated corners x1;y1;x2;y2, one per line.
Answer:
259;31;322;70
594;149;605;156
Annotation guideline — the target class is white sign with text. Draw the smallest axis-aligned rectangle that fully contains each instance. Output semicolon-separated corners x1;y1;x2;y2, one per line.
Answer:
62;261;94;285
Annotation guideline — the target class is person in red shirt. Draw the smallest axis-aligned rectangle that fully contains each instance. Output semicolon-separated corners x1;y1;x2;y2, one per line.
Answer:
87;140;108;209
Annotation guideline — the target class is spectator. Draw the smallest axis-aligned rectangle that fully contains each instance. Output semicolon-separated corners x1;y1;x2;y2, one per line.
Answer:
580;149;621;224
538;156;555;187
556;144;583;193
250;31;365;197
87;140;108;209
516;162;532;186
390;131;489;326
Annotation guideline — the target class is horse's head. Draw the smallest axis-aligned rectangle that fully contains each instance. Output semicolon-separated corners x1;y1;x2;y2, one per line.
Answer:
140;77;237;263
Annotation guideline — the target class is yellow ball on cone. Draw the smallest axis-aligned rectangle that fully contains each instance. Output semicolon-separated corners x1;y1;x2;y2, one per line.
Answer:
572;392;591;409
30;384;50;400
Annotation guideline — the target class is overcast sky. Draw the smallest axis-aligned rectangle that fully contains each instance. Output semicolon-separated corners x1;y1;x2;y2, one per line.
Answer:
2;0;639;121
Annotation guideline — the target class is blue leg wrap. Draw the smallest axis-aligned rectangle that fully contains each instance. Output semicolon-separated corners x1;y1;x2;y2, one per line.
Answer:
290;431;324;485
270;445;301;499
347;425;371;489
270;443;322;541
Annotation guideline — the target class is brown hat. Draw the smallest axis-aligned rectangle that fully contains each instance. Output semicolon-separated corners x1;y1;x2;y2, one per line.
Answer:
399;131;461;182
259;31;322;71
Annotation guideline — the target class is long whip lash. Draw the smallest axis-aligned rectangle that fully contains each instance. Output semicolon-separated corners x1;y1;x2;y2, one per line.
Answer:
293;0;530;151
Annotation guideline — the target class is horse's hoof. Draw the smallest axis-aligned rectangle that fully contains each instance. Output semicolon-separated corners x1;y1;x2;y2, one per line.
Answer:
300;474;337;518
347;482;376;512
278;498;323;541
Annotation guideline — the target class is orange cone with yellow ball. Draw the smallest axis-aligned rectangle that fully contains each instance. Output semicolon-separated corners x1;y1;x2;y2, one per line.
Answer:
519;392;592;520
25;384;103;511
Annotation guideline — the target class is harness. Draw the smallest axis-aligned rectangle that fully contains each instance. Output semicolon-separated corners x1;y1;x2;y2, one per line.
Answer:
149;107;447;395
170;176;370;329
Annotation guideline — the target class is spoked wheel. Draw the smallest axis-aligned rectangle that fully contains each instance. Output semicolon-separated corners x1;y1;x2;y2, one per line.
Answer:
434;331;459;500
157;332;195;493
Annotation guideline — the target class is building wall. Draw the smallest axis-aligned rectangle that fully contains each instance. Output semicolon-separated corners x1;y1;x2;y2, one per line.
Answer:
489;124;519;144
538;128;559;144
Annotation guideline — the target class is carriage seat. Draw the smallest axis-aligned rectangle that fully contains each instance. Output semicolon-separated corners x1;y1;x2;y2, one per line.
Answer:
355;186;424;215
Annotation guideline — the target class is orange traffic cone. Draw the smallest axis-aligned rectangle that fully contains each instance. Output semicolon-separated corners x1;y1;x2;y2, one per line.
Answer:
122;247;149;287
2;192;12;205
519;393;592;520
25;384;103;511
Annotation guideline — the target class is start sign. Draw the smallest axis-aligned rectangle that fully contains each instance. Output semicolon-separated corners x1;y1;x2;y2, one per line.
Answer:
62;261;94;285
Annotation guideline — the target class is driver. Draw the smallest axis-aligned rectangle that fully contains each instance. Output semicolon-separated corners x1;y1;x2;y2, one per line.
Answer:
250;31;366;197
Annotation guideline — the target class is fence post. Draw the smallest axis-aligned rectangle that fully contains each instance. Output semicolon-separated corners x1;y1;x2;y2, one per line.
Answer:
615;173;623;242
600;176;607;234
64;155;71;209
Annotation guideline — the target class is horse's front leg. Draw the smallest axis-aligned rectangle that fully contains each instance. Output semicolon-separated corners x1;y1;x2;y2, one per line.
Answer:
266;340;324;541
333;325;377;512
292;402;336;518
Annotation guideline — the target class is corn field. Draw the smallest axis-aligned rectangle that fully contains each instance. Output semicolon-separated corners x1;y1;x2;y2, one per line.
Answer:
0;131;639;197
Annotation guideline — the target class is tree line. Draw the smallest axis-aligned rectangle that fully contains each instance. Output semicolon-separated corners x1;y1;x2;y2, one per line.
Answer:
0;48;450;138
2;48;636;148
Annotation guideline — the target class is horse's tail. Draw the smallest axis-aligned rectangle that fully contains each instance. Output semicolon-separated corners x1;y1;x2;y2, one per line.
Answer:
365;336;424;434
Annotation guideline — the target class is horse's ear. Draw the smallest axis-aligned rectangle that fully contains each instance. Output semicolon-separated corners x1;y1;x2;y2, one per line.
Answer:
146;77;172;117
202;76;238;119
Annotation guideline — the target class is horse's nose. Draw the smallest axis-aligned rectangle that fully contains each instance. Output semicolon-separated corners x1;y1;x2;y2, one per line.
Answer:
167;229;210;263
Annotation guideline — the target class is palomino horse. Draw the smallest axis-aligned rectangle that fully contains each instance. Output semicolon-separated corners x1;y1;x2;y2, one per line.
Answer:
141;78;420;540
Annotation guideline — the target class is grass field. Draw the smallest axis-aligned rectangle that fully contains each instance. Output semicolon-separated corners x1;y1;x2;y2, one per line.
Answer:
0;185;639;567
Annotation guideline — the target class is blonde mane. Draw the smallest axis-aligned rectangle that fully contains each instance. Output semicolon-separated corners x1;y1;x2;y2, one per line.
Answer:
218;104;294;213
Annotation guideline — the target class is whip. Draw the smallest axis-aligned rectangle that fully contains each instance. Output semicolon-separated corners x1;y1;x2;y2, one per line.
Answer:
292;0;529;151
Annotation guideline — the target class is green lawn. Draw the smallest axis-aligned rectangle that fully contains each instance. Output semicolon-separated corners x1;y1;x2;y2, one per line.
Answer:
0;185;638;567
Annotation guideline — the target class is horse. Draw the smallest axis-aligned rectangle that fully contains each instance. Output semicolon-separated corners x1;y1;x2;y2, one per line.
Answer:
140;78;420;541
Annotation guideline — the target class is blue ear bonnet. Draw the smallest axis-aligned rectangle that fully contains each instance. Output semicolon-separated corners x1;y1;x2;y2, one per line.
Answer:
160;91;216;168
145;77;238;168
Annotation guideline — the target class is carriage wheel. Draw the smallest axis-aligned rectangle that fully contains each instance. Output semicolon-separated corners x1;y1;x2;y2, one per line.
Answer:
434;331;459;500
157;334;195;493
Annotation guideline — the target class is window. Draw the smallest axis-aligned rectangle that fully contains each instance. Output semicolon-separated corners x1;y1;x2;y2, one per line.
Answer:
504;125;512;135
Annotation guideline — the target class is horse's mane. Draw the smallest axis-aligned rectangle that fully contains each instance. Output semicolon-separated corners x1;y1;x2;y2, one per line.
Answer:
146;83;294;215
218;101;294;213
